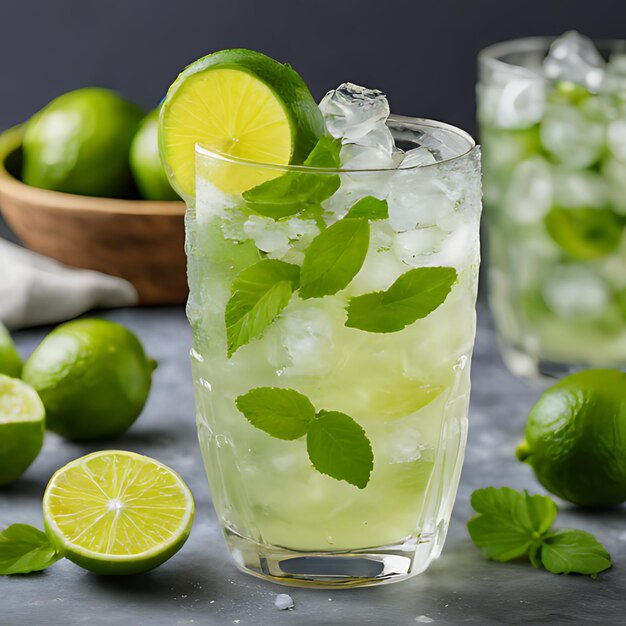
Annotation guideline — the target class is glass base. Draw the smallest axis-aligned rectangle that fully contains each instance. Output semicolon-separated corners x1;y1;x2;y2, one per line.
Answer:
498;341;593;381
223;525;446;589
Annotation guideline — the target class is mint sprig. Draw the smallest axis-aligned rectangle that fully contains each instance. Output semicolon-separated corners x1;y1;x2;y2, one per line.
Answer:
346;266;457;333
0;524;62;575
242;136;341;220
299;218;370;299
467;487;611;577
235;387;373;488
225;260;300;356
344;196;389;221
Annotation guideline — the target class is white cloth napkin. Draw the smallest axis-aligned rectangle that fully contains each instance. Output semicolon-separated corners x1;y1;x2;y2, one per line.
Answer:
0;239;138;330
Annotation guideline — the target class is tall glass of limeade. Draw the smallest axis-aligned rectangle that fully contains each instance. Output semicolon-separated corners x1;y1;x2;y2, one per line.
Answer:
478;32;626;377
186;118;481;587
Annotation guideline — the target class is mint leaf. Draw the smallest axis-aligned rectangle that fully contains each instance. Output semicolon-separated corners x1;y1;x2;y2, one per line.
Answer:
345;196;389;221
225;260;299;356
540;530;612;576
346;266;457;333
306;410;373;488
299;218;370;299
242;137;341;220
235;387;315;440
0;524;61;575
467;488;556;562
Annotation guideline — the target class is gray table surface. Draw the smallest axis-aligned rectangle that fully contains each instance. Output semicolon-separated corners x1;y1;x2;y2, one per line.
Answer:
1;304;625;626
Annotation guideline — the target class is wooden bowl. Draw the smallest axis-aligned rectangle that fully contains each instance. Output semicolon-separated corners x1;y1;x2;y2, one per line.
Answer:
0;126;187;305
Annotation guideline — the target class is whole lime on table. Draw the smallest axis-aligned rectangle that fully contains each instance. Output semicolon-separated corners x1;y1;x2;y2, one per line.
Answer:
43;450;194;575
0;322;22;378
22;319;156;440
517;369;626;507
159;48;324;198
130;109;179;201
22;87;143;197
0;374;45;486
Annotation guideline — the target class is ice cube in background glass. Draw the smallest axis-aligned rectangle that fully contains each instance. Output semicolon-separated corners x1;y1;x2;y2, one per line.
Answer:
319;83;390;141
543;30;606;92
553;169;608;209
601;53;626;93
542;265;611;318
477;65;546;129
540;104;605;168
602;157;626;215
607;119;626;162
503;158;553;224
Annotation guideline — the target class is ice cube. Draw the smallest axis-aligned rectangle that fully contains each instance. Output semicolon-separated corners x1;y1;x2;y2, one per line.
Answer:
542;265;611;318
503;158;553;224
274;594;294;610
477;66;546;129
602;157;626;215
544;31;606;92
392;228;450;267
399;147;438;168
387;168;458;232
601;52;626;93
607;119;626;162
319;82;390;141
242;216;319;260
552;168;608;209
540;104;605;168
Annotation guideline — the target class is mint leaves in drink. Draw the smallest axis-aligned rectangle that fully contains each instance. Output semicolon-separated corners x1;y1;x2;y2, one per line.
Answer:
467;487;611;577
0;524;61;575
242;136;341;220
300;218;370;299
346;266;457;332
235;387;315;440
236;387;373;488
344;196;389;220
225;259;300;356
307;410;373;489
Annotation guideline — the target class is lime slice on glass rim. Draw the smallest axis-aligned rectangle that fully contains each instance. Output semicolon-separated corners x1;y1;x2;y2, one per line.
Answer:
43;450;195;575
159;48;324;198
0;374;45;486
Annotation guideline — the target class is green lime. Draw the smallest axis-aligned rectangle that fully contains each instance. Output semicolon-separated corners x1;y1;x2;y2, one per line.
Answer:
544;206;623;260
0;374;45;486
43;450;194;575
22;87;143;197
159;48;324;197
0;322;22;378
517;369;626;507
22;319;156;440
130;109;179;201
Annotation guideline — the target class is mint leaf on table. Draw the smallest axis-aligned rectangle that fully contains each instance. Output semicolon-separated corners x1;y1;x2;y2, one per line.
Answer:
467;487;612;577
242;136;341;220
306;410;373;489
344;196;389;221
0;524;61;575
467;488;555;562
299;218;370;299
235;387;315;440
345;266;457;333
540;530;612;576
234;387;374;488
225;259;300;357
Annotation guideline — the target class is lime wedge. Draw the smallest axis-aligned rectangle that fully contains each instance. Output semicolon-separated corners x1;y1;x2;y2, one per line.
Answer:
43;450;195;575
0;374;45;486
0;322;22;378
159;48;324;197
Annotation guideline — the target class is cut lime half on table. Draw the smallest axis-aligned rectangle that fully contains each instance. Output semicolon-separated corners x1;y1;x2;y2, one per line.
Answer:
0;323;22;378
159;48;324;198
0;374;45;486
43;450;195;574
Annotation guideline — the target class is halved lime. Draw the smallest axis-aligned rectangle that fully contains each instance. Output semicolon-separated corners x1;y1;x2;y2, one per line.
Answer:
0;374;45;486
159;48;324;197
0;323;22;378
43;450;195;575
